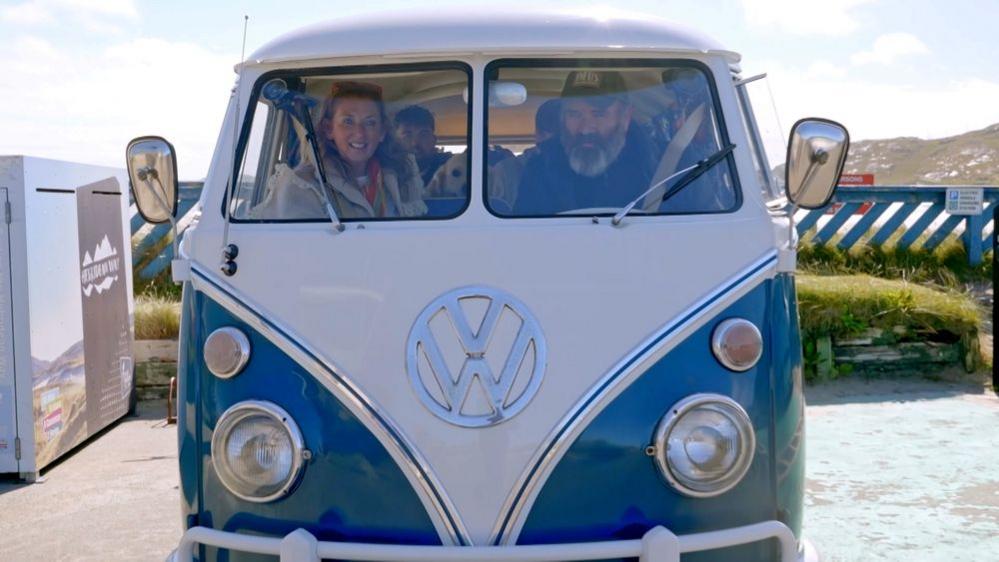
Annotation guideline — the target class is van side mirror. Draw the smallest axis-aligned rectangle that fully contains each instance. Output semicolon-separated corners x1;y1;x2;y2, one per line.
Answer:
126;136;179;223
784;118;849;209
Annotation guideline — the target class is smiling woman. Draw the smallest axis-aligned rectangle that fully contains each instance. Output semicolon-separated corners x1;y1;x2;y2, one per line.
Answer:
230;64;471;222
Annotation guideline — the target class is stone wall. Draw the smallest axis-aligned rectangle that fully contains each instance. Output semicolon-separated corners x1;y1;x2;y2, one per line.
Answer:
134;340;177;400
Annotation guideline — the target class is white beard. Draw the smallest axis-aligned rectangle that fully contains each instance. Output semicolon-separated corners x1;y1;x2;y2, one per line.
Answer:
566;129;627;177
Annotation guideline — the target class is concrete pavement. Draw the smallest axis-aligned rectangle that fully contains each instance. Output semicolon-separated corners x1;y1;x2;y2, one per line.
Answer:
0;400;181;562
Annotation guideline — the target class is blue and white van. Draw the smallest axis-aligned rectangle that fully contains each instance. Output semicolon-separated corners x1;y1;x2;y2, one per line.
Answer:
127;10;848;562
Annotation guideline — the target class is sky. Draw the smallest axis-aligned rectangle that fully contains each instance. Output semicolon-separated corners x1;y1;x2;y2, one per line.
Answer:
1;0;997;179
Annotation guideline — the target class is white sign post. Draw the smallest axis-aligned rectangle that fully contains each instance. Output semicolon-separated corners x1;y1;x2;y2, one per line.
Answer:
945;187;984;215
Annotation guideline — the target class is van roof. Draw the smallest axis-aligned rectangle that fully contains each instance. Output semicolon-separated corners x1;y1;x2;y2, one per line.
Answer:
247;9;739;65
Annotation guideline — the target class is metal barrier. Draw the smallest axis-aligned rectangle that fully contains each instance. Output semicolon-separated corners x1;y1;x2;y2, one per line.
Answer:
130;182;203;279
129;184;999;278
796;186;999;265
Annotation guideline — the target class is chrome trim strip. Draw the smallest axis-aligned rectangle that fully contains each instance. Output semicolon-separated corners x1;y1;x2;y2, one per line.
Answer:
189;264;469;546
491;251;779;544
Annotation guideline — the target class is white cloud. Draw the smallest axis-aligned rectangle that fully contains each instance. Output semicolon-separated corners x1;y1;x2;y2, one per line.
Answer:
0;0;137;26
805;61;848;79
13;35;64;60
0;1;52;24
850;32;929;65
0;34;236;178
739;0;876;36
59;0;137;18
4;36;67;76
744;60;999;143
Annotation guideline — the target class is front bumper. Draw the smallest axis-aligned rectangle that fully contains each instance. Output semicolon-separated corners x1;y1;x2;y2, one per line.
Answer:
170;520;798;562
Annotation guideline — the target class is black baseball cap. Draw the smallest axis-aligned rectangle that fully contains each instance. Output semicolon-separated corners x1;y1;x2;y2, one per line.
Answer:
560;70;629;106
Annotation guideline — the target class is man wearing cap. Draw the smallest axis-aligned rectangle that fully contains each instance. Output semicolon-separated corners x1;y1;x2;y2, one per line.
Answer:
512;70;656;216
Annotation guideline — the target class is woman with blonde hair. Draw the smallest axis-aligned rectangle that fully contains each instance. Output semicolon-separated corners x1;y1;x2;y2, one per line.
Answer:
317;81;425;218
252;80;426;220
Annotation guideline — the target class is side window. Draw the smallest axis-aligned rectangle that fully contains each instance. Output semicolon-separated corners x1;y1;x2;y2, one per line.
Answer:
484;61;739;218
736;76;786;202
231;100;273;218
230;65;471;222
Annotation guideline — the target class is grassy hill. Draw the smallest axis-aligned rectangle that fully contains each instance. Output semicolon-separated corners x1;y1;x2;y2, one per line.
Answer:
845;123;999;185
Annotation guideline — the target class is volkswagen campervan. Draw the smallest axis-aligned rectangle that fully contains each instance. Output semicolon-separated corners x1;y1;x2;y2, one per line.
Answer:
127;11;848;562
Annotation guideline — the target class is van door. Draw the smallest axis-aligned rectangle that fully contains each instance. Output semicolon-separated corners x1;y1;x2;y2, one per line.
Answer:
0;188;19;473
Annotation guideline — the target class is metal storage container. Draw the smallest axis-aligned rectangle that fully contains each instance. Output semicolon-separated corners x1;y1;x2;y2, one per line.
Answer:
0;156;134;480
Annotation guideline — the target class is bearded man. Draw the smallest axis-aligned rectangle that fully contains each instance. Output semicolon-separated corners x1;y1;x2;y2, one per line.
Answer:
512;70;656;216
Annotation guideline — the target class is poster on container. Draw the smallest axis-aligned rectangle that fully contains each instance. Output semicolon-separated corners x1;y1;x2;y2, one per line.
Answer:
27;186;87;469
76;178;133;432
27;176;133;469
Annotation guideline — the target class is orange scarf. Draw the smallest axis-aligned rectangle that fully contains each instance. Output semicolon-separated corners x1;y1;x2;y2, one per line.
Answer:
362;159;386;217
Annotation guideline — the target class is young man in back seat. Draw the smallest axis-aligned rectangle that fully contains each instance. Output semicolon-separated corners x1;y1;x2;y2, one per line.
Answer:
393;105;452;186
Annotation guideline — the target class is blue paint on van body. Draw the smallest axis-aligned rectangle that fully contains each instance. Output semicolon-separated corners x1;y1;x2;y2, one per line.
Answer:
177;288;441;562
176;273;803;561
516;276;804;561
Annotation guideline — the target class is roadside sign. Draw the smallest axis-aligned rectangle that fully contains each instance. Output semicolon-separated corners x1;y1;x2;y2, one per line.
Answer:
829;173;875;214
839;174;875;187
945;187;984;215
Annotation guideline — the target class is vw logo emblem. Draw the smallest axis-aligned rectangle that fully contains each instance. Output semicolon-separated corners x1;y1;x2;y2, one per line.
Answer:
406;287;547;428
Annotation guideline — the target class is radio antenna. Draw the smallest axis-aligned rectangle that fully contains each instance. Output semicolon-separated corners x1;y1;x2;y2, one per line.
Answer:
220;14;249;276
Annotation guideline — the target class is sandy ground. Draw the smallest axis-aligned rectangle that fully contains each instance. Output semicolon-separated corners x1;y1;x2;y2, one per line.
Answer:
804;377;999;561
0;382;996;561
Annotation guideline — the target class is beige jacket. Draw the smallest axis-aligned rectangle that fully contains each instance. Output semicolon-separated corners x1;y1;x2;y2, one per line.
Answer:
249;155;427;220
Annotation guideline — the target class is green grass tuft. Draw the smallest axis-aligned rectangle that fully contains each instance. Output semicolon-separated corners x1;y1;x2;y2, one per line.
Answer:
798;238;992;289
796;274;981;343
133;273;182;301
134;293;181;340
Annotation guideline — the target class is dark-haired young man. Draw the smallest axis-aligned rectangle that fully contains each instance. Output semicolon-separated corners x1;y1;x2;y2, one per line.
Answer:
394;105;452;186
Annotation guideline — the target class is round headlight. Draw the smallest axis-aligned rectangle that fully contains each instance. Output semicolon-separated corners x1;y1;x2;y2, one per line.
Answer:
711;318;763;372
652;394;755;498
211;401;307;502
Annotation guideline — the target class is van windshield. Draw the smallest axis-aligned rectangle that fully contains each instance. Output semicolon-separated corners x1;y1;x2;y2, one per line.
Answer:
230;64;472;222
484;61;739;218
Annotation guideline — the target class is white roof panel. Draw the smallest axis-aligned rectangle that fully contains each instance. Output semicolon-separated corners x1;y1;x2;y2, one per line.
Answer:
248;9;739;65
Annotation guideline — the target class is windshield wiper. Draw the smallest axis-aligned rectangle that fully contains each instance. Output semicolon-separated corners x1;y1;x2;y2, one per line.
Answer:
262;79;345;232
612;143;736;226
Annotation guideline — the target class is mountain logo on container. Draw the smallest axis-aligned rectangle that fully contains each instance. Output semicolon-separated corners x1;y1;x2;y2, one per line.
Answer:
80;235;121;297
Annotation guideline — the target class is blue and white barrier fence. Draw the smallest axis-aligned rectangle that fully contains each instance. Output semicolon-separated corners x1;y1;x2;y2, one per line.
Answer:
129;184;999;279
796;186;999;265
130;182;202;280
